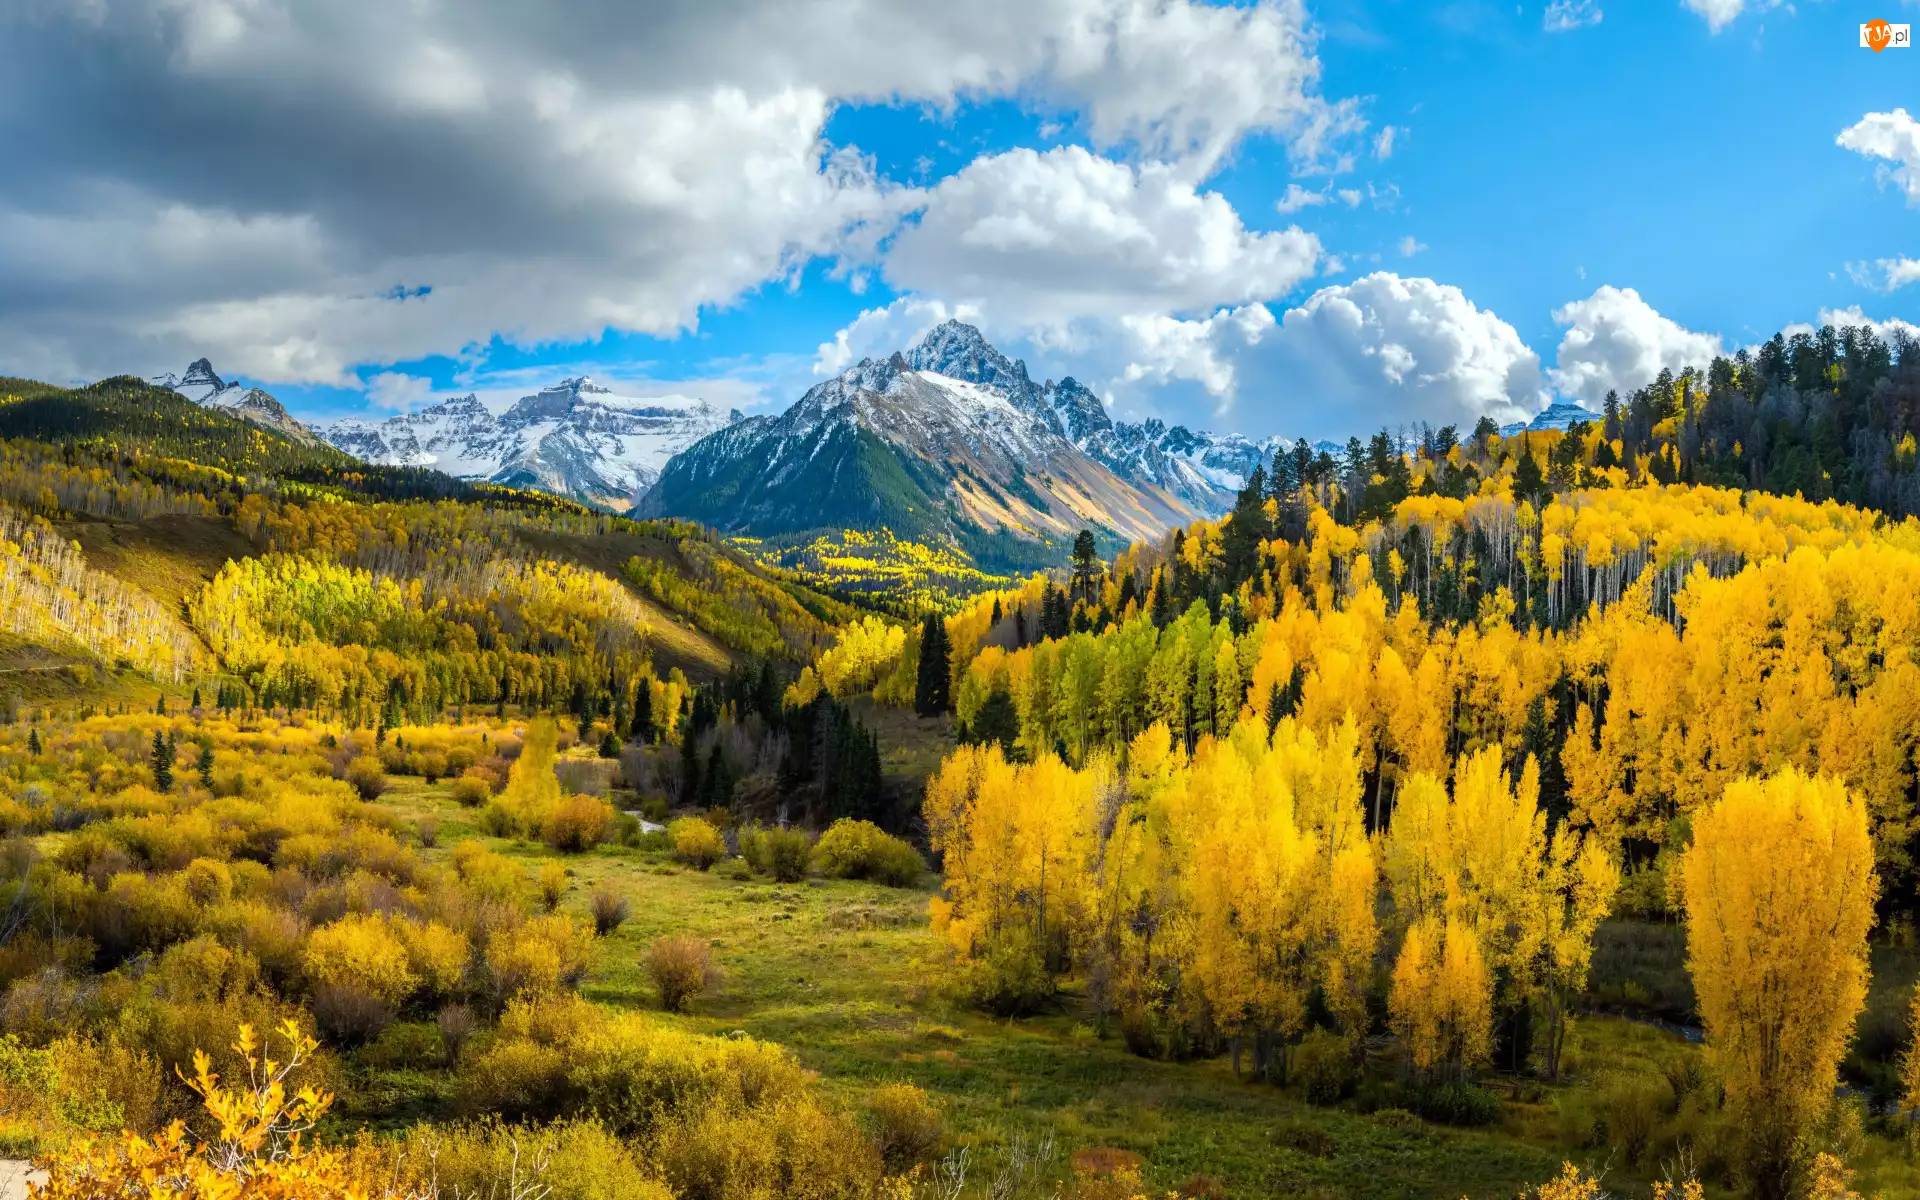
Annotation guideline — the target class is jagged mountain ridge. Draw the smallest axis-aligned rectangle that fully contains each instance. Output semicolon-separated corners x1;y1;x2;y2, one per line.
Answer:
902;321;1287;515
320;377;740;508
152;359;324;447
636;322;1279;557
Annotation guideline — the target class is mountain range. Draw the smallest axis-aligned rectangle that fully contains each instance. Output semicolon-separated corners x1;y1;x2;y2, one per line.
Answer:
320;378;740;508
634;322;1284;557
155;325;1599;557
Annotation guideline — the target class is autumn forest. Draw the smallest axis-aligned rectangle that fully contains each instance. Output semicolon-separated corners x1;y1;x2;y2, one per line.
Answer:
2;320;1920;1200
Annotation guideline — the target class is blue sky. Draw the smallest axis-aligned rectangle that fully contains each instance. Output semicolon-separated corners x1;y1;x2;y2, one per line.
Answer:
2;0;1914;440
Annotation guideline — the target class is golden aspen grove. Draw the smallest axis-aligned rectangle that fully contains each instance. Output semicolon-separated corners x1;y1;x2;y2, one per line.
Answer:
6;333;1920;1200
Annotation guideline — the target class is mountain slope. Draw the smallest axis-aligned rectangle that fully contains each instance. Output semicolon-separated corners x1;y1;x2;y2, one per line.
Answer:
320;377;740;508
153;359;325;447
637;340;1212;560
638;323;1280;563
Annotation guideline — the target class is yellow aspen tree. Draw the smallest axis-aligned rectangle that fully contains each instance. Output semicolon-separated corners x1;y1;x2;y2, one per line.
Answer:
1390;914;1491;1080
1682;769;1877;1200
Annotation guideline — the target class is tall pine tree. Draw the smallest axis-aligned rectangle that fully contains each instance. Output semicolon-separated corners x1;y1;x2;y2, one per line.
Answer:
914;614;952;716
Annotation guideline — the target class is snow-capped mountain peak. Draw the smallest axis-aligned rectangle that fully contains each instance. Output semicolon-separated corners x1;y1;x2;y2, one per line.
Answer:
316;376;740;509
152;359;321;446
1500;401;1604;438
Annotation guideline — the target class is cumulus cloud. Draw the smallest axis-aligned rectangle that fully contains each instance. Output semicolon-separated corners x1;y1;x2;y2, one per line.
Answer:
365;372;436;412
1815;306;1920;346
1114;273;1543;437
885;146;1321;328
0;0;1348;387
1838;109;1920;205
1119;304;1278;397
1397;236;1428;258
813;296;983;376
1544;1;1602;32
1547;286;1722;406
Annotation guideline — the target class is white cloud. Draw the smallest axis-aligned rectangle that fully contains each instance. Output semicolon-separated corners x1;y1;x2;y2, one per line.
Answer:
1544;0;1602;31
1681;0;1762;32
1275;183;1328;214
885;146;1321;327
1338;188;1363;207
1816;306;1920;346
1373;125;1398;160
1397;236;1428;257
0;0;1352;388
1120;304;1277;397
1548;285;1722;405
1136;273;1545;437
1838;109;1920;205
1847;257;1920;291
364;371;436;411
813;296;982;376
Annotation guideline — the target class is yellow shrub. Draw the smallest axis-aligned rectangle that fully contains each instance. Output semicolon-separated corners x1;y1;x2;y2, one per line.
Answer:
543;795;614;853
485;914;592;999
396;1118;670;1200
647;935;714;1013
669;817;726;870
394;919;468;999
653;1095;884;1200
303;914;416;1005
812;820;924;887
180;857;232;907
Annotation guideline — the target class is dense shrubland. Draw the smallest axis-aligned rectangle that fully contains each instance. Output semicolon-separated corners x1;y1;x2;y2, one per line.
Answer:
0;707;943;1200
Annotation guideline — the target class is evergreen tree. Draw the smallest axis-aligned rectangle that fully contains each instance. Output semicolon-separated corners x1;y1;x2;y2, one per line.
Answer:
190;686;201;710
151;730;175;791
1512;437;1549;507
630;681;654;744
914;613;952;716
1221;464;1270;587
702;743;733;806
26;728;39;756
599;730;622;759
1070;529;1101;605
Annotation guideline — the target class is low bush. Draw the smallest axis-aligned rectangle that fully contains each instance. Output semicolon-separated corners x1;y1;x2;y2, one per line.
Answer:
866;1081;943;1169
1293;1028;1357;1105
590;885;631;936
310;982;394;1045
542;795;614;853
669;818;726;870
1406;1080;1502;1127
344;756;386;801
648;935;715;1013
811;820;923;887
652;1094;883;1200
449;771;493;808
538;861;568;912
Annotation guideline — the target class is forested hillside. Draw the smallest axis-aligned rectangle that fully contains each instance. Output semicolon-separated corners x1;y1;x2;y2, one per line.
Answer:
8;330;1920;1200
0;375;868;708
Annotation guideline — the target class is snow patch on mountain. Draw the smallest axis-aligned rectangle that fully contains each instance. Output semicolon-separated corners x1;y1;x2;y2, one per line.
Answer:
317;376;739;508
1500;400;1604;438
151;359;323;447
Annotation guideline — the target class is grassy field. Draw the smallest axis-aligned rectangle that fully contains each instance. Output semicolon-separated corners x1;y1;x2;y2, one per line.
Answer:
365;764;1920;1200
